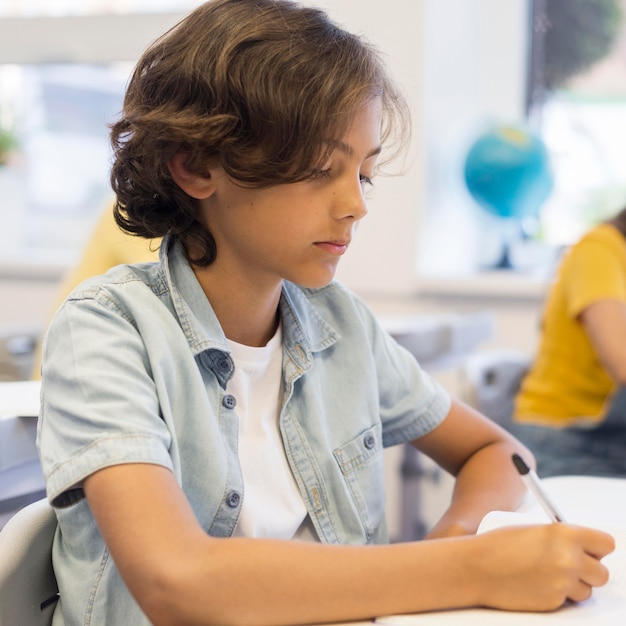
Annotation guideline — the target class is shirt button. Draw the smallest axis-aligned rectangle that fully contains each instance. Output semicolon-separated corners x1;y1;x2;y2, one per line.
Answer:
226;491;241;508
217;357;231;372
222;394;237;409
363;434;376;450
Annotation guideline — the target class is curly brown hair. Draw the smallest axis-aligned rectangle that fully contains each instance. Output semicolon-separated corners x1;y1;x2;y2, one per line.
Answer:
110;0;410;265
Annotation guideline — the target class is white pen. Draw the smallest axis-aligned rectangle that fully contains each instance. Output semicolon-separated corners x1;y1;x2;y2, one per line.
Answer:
512;453;566;523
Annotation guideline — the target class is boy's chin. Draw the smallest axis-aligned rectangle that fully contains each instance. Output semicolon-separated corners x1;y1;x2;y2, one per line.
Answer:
292;275;336;290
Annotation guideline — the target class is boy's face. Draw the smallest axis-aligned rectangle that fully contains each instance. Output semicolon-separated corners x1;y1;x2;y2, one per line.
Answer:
197;97;382;290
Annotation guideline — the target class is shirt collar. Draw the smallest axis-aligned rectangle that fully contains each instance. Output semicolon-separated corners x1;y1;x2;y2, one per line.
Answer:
279;282;340;371
160;235;229;357
160;234;340;366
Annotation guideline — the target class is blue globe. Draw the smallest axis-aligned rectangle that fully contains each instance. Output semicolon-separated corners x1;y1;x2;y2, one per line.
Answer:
464;125;554;220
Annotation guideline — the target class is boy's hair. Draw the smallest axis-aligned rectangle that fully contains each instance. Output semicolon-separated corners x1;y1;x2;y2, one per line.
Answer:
110;0;409;266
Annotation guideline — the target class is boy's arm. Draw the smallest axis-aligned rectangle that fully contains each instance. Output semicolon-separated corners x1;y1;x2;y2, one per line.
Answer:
83;461;612;626
413;398;534;539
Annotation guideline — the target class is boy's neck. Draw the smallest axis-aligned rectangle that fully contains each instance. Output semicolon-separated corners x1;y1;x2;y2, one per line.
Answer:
192;264;282;347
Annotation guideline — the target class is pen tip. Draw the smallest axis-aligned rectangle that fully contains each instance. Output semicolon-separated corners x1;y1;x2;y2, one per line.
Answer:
512;453;530;475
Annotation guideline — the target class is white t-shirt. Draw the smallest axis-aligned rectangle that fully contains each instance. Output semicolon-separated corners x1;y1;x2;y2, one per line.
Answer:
228;323;317;540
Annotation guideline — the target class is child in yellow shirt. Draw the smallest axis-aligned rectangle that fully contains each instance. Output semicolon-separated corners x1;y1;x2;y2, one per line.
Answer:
515;210;626;476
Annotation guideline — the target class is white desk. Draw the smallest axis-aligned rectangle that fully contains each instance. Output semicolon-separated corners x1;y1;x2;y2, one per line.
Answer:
0;381;44;528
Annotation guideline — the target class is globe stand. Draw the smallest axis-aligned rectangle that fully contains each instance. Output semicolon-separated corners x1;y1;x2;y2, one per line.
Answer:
488;219;520;271
492;240;514;270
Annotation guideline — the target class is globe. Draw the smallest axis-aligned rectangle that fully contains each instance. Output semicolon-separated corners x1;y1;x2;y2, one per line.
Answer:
464;125;554;221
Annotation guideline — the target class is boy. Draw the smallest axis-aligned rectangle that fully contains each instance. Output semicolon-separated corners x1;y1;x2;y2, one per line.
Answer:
38;1;613;624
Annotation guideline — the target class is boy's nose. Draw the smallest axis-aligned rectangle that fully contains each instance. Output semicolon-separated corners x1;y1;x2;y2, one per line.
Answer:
335;179;368;222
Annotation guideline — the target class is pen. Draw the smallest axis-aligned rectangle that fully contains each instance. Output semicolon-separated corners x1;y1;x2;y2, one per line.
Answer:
511;453;566;523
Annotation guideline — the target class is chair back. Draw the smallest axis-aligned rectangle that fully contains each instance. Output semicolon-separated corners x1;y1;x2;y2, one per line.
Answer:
0;498;58;626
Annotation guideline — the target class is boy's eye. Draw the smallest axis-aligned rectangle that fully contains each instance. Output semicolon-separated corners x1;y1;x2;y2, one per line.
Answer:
309;169;374;188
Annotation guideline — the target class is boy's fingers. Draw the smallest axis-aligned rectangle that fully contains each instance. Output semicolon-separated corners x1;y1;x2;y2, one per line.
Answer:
579;527;616;559
581;554;610;588
567;580;593;604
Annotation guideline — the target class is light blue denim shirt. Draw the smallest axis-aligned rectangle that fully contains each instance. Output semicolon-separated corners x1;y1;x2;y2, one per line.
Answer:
38;235;451;625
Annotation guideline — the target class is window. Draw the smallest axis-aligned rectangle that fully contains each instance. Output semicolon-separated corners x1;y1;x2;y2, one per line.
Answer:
0;61;130;264
416;0;626;283
0;2;198;269
528;0;626;246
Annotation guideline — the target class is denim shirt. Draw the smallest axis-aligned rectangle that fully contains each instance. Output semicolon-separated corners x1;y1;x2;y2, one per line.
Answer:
37;235;451;626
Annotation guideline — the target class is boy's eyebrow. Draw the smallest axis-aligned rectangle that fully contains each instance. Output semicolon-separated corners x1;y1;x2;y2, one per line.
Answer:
328;139;382;159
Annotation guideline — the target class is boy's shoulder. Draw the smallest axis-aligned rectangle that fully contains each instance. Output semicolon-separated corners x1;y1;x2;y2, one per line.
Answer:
65;260;165;304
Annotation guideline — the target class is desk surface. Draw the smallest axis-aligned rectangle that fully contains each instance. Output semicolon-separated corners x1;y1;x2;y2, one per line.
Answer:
489;474;626;530
311;476;626;626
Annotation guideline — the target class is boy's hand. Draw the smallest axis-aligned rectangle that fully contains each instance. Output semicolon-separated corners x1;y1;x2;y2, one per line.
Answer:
472;524;615;612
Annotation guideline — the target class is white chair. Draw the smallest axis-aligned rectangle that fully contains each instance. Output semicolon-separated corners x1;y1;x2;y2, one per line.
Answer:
0;498;58;626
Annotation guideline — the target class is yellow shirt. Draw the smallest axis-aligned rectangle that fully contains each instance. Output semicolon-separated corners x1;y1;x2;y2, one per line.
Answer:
514;223;626;425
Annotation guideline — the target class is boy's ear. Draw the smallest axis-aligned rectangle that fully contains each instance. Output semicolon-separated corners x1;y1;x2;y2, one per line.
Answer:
167;153;216;199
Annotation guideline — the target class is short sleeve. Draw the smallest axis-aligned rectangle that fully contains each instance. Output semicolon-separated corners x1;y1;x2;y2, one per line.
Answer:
562;234;626;319
348;296;452;447
38;295;173;508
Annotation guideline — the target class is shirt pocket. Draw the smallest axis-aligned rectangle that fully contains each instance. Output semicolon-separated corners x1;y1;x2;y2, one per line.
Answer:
333;423;385;542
